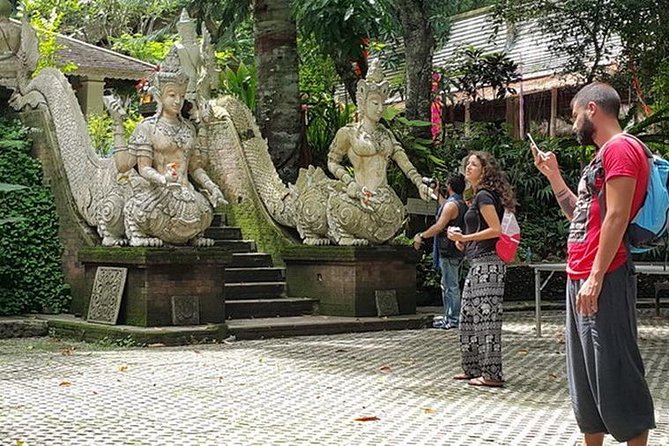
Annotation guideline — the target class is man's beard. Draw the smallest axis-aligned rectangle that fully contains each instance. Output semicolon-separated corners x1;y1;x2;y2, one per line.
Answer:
576;116;595;146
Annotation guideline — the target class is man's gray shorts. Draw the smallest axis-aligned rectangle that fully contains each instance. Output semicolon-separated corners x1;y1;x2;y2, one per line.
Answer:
566;261;655;442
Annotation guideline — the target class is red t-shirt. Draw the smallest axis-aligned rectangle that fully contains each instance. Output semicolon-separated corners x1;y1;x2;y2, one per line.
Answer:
566;134;649;279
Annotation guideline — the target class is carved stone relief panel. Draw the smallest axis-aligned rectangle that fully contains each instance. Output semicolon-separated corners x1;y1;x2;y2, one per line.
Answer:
87;267;127;325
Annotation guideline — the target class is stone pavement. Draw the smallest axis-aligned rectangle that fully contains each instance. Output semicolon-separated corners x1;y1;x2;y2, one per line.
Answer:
0;310;667;446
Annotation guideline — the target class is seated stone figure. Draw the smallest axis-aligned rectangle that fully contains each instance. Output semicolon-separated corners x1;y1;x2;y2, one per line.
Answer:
0;0;21;86
325;62;432;245
121;47;226;247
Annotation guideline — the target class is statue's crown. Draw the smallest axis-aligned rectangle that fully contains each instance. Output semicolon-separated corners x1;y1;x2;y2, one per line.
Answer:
357;60;389;101
151;46;189;91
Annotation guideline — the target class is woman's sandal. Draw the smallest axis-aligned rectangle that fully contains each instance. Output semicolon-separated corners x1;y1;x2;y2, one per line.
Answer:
453;373;478;380
468;377;504;388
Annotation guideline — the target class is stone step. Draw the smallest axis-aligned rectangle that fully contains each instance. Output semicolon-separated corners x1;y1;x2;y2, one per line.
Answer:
213;240;256;252
230;252;273;268
225;298;317;319
211;213;227;227
225;282;287;300
227;314;432;340
0;317;49;339
226;267;286;283
203;226;243;240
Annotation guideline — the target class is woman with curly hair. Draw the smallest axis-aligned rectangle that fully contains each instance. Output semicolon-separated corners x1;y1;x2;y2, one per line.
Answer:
447;151;516;388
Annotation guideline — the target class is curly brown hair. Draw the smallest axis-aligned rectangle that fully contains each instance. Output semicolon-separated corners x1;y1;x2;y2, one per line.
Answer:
470;151;517;212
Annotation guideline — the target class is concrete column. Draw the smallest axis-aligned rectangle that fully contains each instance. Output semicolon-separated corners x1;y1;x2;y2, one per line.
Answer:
79;76;106;116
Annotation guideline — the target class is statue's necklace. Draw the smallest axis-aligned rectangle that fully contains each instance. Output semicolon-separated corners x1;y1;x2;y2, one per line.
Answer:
157;119;191;149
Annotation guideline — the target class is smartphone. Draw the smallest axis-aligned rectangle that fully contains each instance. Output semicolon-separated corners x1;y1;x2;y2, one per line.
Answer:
527;133;547;160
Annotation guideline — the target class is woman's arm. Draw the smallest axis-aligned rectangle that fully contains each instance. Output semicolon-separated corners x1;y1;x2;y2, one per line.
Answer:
447;203;501;243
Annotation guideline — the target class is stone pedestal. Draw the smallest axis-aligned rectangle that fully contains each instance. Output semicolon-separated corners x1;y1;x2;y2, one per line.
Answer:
78;247;231;327
282;245;418;317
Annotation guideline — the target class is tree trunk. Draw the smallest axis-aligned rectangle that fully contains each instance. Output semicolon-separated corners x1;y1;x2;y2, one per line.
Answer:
253;0;300;183
395;0;434;139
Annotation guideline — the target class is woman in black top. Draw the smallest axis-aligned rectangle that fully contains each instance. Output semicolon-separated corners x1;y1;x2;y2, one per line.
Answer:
447;151;516;388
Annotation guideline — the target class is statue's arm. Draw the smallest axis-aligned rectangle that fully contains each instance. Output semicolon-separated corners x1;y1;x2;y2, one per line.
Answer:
391;140;423;188
136;148;166;186
327;128;354;185
189;143;227;206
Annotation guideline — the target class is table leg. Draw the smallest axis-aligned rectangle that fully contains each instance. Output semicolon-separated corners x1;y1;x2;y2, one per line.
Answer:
535;268;542;337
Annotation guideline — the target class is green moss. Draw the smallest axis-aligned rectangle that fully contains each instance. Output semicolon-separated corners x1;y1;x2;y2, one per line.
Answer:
224;199;296;266
78;246;233;265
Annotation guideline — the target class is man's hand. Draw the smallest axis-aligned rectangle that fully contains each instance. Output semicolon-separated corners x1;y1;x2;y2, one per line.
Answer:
534;150;561;180
576;275;603;316
412;234;423;250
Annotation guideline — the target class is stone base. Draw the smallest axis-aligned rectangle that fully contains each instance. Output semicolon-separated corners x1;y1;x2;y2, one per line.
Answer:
282;245;418;317
78;247;231;327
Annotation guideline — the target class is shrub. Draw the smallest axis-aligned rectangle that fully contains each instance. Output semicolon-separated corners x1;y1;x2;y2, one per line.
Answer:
0;116;70;315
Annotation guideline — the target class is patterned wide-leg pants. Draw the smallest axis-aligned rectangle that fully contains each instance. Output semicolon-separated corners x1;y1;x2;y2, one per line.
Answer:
459;253;505;381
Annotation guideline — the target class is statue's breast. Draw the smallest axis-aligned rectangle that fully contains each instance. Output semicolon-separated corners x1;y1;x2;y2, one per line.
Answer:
154;121;195;156
351;128;393;159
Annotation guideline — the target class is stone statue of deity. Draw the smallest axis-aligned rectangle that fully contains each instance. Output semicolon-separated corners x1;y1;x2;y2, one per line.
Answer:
0;0;38;94
323;62;433;245
110;46;226;247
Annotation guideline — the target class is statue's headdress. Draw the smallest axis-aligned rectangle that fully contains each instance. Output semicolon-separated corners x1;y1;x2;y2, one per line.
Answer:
176;9;197;40
149;45;189;94
356;60;389;103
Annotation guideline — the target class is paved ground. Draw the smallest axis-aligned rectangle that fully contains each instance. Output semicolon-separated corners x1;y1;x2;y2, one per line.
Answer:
0;310;667;446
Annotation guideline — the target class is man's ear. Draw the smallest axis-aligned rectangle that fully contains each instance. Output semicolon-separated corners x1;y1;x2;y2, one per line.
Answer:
587;101;597;116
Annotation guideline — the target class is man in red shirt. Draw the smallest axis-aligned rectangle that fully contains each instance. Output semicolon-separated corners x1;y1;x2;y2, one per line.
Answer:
533;83;655;446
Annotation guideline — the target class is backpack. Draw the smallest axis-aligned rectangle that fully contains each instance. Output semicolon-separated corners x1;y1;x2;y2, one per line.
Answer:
496;209;521;263
620;135;669;253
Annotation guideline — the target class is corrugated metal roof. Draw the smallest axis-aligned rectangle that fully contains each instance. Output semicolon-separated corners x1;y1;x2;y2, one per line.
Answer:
339;7;623;100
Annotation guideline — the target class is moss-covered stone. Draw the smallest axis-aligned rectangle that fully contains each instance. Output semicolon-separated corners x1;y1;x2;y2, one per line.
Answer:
224;199;296;266
78;246;233;265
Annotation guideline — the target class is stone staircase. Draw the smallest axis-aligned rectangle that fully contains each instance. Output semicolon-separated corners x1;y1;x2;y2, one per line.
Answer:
204;214;318;320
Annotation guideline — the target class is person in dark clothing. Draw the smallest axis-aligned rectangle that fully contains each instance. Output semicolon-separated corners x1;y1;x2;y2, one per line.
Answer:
447;151;515;388
413;174;467;329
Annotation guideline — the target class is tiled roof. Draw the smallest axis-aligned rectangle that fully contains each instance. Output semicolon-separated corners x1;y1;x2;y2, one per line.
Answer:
10;19;155;80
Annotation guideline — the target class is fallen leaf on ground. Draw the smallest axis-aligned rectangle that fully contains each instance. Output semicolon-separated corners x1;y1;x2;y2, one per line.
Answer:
378;366;392;374
548;373;558;380
422;408;436;414
26;345;33;351
354;416;380;422
117;365;128;372
147;343;165;348
60;347;75;356
517;348;529;355
58;380;71;387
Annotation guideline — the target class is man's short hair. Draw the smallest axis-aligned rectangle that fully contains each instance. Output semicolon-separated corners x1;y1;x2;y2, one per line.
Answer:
570;82;621;118
447;173;465;195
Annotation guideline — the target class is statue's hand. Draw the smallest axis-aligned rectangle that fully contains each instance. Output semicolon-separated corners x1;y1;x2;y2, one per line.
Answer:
347;182;378;211
418;183;436;201
202;183;227;207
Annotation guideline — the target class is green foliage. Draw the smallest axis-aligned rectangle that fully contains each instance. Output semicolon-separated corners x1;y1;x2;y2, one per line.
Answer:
218;62;257;111
87;112;144;157
439;47;519;103
21;1;77;74
304;94;356;169
0;117;70;315
111;33;174;64
298;37;339;97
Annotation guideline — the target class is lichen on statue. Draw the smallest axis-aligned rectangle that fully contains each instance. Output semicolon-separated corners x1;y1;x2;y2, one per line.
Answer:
323;61;432;245
119;47;226;247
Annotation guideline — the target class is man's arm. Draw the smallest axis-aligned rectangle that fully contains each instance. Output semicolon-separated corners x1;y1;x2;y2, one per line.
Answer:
576;176;636;315
413;202;457;249
534;150;577;221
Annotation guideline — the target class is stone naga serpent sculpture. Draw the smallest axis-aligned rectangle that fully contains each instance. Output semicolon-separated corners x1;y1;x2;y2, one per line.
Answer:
205;62;433;246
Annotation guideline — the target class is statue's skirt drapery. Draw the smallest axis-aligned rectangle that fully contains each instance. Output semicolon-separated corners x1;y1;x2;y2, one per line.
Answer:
327;185;404;244
124;177;213;245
